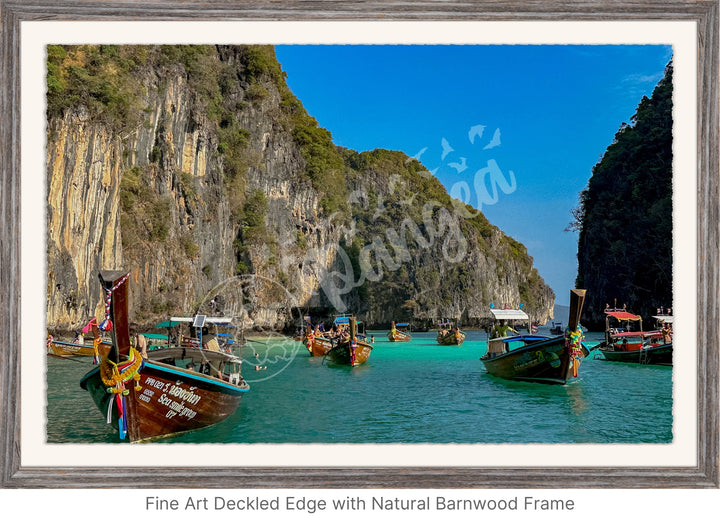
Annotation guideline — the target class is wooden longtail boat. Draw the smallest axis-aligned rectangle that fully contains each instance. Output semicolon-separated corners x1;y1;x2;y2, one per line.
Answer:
80;270;249;443
48;340;96;357
47;317;112;359
549;322;564;335
301;316;335;356
480;289;588;384
387;321;412;342
304;333;333;356
595;307;673;365
599;339;673;365
436;321;466;346
326;317;372;366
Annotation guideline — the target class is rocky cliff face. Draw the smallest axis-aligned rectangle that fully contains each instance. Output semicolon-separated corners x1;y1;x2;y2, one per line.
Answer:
46;45;554;333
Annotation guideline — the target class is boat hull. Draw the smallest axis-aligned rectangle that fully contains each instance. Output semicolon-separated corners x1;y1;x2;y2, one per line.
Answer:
80;359;248;443
600;343;672;365
304;336;333;356
481;336;575;384
387;331;412;342
48;340;111;357
326;341;372;366
437;331;466;346
48;341;96;357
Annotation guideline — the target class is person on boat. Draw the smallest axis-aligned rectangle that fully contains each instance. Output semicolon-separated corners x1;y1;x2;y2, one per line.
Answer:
73;330;81;344
370;335;375;343
491;320;518;338
662;323;672;344
136;332;148;359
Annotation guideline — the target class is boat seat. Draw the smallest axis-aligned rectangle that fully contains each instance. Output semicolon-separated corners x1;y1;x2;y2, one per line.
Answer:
487;338;506;358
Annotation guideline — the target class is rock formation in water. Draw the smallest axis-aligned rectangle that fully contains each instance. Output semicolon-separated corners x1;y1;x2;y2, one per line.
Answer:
46;45;554;332
573;61;673;330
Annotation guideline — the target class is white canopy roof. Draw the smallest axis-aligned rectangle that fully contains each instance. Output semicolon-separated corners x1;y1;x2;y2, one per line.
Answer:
170;316;235;325
653;315;674;323
490;309;529;321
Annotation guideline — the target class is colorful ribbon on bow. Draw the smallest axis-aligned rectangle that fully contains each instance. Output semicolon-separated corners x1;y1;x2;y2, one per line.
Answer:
564;326;585;377
99;272;130;331
100;346;143;440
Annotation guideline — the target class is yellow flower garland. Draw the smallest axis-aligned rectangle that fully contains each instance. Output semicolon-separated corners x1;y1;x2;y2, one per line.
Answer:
100;347;143;395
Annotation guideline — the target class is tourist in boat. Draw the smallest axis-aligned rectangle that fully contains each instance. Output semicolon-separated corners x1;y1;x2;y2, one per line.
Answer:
662;323;672;343
491;320;518;338
136;332;148;358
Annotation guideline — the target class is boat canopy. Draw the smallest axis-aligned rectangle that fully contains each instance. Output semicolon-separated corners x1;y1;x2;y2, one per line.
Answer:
155;320;183;328
604;310;642;321
141;333;170;340
396;323;410;327
169;316;235;325
490;309;529;321
653;315;674;324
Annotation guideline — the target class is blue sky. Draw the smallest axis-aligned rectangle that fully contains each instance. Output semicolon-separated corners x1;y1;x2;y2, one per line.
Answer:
275;45;673;304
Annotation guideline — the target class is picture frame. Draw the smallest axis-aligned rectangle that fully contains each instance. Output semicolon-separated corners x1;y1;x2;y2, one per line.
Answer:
1;0;717;489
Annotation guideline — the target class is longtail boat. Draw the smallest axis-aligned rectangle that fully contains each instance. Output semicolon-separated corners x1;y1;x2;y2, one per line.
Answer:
301;316;334;356
325;317;372;366
387;321;412;342
304;332;333;356
480;290;589;384
47;318;111;361
436;321;466;346
80;270;249;443
595;308;673;365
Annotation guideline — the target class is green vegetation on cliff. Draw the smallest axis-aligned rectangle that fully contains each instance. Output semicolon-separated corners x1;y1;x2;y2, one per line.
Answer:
574;61;673;328
46;44;554;327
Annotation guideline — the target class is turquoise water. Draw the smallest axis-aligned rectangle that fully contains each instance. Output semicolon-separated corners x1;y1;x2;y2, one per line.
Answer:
46;330;673;444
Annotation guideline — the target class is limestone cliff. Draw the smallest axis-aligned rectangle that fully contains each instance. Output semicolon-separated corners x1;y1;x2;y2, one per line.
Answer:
45;45;554;333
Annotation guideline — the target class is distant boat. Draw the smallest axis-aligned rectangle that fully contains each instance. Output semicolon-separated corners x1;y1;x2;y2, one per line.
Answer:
326;317;372;366
80;270;249;443
480;290;589;384
595;307;673;365
47;317;110;360
387;321;412;342
549;322;564;335
436;321;466;346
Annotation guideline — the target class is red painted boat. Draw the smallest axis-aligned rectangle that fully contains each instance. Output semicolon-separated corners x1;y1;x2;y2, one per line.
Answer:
80;270;249;442
595;305;673;365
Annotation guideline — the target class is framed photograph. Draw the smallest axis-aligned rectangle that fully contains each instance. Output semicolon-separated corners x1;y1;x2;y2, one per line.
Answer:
1;1;717;490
